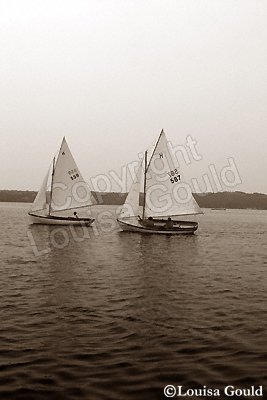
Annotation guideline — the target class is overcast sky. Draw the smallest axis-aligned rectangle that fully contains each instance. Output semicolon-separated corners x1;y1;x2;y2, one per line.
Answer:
1;0;267;194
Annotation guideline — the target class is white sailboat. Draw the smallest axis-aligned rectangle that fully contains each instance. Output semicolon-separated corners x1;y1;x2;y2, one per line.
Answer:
117;130;203;234
28;137;95;226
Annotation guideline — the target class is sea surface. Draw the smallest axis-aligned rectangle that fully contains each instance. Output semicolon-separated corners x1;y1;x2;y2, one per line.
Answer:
0;203;266;400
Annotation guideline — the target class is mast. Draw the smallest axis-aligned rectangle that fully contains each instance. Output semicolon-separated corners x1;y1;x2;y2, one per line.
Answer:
48;137;65;216
141;130;163;219
142;150;148;220
48;156;55;216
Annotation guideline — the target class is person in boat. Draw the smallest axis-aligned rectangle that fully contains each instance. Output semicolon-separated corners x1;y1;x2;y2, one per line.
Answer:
164;217;174;229
145;217;155;228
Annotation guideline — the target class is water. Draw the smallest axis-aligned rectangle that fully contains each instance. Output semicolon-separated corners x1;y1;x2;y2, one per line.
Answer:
0;203;266;399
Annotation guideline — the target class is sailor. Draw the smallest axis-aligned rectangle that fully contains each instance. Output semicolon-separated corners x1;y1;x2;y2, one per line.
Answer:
164;217;174;229
146;217;154;227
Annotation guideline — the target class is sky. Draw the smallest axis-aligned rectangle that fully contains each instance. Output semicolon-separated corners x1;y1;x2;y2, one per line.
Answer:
1;0;267;194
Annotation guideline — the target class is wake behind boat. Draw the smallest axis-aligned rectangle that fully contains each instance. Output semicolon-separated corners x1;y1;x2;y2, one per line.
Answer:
28;137;95;226
117;130;203;235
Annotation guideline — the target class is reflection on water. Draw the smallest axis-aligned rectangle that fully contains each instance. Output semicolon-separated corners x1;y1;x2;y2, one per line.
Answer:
0;204;266;399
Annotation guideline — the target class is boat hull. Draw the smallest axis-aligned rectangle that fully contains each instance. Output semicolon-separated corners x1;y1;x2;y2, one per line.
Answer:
117;218;198;235
28;213;94;226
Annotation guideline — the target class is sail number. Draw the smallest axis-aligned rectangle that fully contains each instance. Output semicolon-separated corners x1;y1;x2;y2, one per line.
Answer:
68;169;79;180
167;169;181;184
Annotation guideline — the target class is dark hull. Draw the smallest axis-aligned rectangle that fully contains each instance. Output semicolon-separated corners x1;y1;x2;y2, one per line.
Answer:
28;212;95;226
118;218;198;235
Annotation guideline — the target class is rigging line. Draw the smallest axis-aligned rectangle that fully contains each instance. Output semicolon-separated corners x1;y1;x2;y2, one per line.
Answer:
142;150;147;220
48;156;55;216
145;129;164;172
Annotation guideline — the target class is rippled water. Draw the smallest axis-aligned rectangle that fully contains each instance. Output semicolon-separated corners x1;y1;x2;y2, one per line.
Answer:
0;203;267;399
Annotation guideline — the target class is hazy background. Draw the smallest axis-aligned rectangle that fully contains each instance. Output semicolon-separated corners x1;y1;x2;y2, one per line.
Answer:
1;0;266;193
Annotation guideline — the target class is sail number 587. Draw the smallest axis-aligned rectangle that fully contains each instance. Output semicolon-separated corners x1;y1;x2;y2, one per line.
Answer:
167;169;181;184
170;175;181;183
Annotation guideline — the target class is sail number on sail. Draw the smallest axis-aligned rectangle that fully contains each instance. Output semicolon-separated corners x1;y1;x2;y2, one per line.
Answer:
68;169;80;180
167;169;181;184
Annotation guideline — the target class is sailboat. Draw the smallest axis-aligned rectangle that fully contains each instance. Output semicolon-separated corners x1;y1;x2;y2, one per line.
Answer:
28;137;95;225
117;130;203;234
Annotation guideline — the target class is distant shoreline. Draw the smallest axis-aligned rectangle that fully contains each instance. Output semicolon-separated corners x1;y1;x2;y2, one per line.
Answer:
1;190;267;210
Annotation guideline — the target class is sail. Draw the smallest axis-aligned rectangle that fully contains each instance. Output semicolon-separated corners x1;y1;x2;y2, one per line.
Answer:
31;167;50;213
119;159;143;218
50;137;94;214
144;131;202;218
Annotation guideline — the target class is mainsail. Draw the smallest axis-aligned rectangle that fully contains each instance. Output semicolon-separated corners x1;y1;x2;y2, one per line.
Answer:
50;137;94;214
144;131;202;218
120;130;202;219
